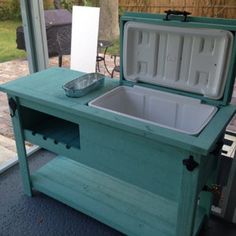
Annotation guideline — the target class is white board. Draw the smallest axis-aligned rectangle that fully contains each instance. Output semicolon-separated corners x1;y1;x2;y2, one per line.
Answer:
70;6;100;73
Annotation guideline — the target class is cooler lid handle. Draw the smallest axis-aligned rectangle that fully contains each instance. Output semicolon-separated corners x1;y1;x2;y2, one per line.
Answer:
164;10;191;22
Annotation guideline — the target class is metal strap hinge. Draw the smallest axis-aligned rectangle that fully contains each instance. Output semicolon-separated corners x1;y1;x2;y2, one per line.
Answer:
8;98;17;117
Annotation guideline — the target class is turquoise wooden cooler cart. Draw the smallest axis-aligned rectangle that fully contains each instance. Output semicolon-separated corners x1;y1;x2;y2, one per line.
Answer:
1;12;236;236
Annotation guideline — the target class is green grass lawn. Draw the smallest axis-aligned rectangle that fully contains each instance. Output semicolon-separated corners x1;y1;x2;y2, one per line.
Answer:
0;20;26;63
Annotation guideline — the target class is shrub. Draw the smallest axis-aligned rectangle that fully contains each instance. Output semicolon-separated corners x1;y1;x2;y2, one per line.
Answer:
61;0;96;11
0;0;21;21
0;0;53;21
10;0;21;20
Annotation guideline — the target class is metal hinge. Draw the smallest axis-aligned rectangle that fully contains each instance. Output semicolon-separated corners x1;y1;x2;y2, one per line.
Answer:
202;184;221;196
8;98;17;117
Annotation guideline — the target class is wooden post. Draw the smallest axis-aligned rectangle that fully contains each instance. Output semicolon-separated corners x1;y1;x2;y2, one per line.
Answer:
9;96;32;196
176;156;200;236
20;0;49;73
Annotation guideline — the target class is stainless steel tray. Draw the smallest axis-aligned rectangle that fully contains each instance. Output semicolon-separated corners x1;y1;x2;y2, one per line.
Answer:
63;73;105;97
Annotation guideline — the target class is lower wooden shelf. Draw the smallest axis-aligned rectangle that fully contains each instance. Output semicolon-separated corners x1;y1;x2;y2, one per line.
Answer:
31;156;177;236
31;155;206;236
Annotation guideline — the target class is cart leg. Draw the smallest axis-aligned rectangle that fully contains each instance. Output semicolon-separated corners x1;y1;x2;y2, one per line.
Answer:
176;163;199;236
198;164;219;233
199;170;217;217
9;96;32;196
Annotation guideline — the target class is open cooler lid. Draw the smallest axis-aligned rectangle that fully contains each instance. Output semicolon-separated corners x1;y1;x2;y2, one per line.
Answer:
123;21;233;100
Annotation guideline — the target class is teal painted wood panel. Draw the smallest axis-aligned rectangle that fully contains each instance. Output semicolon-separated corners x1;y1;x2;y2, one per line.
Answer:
176;161;200;236
0;68;119;106
198;154;218;194
31;156;177;236
79;117;184;202
20;102;183;202
194;207;207;236
0;67;235;155
9;96;32;196
0;66;234;235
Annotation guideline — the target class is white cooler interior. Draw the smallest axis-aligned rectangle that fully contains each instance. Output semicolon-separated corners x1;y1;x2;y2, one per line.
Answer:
88;22;234;135
123;22;233;99
89;86;217;135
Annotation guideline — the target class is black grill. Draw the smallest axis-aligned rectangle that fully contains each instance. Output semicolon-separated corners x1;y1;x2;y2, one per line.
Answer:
16;9;72;62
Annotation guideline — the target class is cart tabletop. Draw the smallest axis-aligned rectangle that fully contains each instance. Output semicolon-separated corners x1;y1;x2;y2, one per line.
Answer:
0;67;235;155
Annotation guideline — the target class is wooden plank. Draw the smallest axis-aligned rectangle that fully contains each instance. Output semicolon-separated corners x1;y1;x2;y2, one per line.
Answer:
20;0;48;73
31;156;177;236
176;157;200;236
9;96;32;196
19;93;201;153
0;67;234;155
195;105;236;154
24;115;183;202
198;170;217;218
197;154;218;193
193;206;207;236
19;89;235;156
79;117;183;202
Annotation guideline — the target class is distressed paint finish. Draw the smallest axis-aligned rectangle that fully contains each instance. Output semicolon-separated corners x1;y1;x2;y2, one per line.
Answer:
0;68;235;155
176;155;200;236
31;156;177;236
0;67;234;235
1;12;236;236
8;96;32;196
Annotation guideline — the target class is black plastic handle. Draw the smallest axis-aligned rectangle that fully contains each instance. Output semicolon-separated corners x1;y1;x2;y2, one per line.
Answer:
164;10;191;22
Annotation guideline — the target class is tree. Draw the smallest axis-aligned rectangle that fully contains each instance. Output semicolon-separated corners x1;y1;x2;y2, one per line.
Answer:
54;0;61;8
60;0;84;11
53;0;120;40
98;0;119;41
